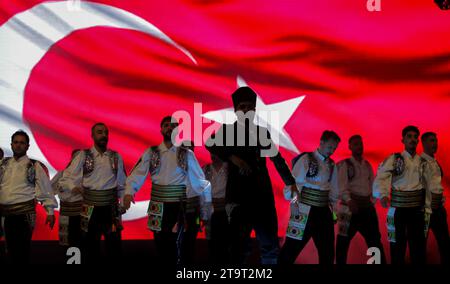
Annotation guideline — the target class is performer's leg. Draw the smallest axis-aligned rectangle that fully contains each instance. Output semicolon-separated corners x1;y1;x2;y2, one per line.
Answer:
430;207;450;264
4;214;33;264
228;205;252;264
359;206;386;264
253;206;280;264
312;207;335;265
153;202;182;265
336;217;357;265
68;215;82;248
210;210;230;264
390;208;407;265
407;208;426;265
181;208;200;264
85;207;103;263
105;230;122;263
278;207;314;264
278;235;312;264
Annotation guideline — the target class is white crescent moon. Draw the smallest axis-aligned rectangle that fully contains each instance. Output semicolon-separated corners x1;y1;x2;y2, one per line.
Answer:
0;0;197;221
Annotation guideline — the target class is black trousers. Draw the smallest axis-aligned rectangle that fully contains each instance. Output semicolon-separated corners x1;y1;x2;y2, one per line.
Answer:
429;206;450;264
208;210;231;264
84;205;122;264
279;206;335;264
229;204;279;264
153;202;185;265
3;213;34;264
336;205;386;264
180;207;200;264
390;207;426;265
64;215;82;248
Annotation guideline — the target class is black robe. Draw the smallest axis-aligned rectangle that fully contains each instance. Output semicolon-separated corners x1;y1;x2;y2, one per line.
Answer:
206;121;295;209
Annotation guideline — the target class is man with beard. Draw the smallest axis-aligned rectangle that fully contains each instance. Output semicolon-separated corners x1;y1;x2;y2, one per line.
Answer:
335;135;385;264
59;123;126;263
205;86;297;264
278;130;340;264
0;130;57;263
124;117;211;265
421;132;449;264
373;125;432;264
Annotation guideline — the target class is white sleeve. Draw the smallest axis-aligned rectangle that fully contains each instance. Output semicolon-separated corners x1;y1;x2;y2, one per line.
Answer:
186;150;211;202
329;164;339;209
116;154;127;198
423;162;434;215
373;155;394;200
59;151;84;192
337;161;351;202
125;149;151;196
35;163;58;215
50;171;63;195
283;155;308;201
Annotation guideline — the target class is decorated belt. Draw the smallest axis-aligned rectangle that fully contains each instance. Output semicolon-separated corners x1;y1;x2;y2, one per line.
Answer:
431;193;444;210
185;196;200;213
350;193;372;208
83;188;117;206
60;200;83;216
151;184;186;203
391;189;425;208
0;199;36;216
300;187;329;207
212;198;226;211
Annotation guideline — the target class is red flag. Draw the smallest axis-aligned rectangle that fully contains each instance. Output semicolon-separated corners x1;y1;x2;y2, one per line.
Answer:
1;0;449;263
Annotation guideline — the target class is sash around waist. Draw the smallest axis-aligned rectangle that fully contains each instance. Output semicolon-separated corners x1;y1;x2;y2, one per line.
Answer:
300;187;329;207
391;189;425;208
0;199;36;216
83;187;117;206
151;184;187;203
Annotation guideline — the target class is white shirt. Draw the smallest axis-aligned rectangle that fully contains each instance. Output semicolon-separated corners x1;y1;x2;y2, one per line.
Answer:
284;149;339;207
59;147;126;198
0;156;57;215
125;143;211;202
421;153;444;195
51;171;83;202
373;150;432;213
337;157;374;202
203;163;228;199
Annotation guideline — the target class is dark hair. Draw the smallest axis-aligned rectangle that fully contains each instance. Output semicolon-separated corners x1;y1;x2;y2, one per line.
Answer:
181;140;194;147
348;134;362;145
11;130;30;144
320;130;341;143
421;132;437;142
160;116;178;127
91;122;107;134
402;125;420;138
0;147;4;158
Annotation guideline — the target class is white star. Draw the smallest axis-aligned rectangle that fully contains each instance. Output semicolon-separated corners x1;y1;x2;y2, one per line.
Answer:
202;76;305;154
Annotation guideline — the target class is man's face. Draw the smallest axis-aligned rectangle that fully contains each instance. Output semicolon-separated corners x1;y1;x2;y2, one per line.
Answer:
235;101;256;123
320;140;339;157
349;137;364;157
11;135;29;157
160;120;178;141
402;131;419;152
92;124;109;148
422;135;438;155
